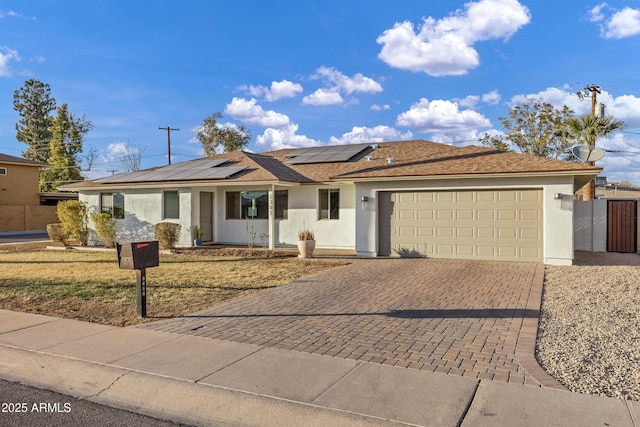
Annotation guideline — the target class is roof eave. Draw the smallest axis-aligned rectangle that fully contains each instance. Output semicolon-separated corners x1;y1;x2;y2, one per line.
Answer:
61;179;300;192
330;169;603;182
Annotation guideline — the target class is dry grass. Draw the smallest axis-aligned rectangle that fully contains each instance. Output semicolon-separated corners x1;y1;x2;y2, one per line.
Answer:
0;244;347;326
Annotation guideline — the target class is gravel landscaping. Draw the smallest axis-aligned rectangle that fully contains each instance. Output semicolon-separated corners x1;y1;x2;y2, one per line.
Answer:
537;251;640;400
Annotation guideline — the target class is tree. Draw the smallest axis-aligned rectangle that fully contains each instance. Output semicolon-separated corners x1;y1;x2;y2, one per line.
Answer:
196;112;251;156
566;114;624;200
40;104;93;191
480;98;574;160
13;79;57;162
117;142;146;172
565;114;624;146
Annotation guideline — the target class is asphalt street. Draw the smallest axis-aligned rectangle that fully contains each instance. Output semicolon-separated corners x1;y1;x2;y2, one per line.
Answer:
0;232;50;245
0;378;191;427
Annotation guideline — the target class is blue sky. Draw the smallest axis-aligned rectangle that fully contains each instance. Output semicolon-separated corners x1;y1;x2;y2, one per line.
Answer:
2;0;640;183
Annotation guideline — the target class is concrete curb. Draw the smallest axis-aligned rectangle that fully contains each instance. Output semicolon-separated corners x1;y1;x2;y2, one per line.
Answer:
0;345;407;427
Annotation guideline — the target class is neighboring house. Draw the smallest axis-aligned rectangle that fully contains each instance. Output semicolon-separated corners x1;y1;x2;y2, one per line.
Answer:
61;140;600;265
0;153;60;232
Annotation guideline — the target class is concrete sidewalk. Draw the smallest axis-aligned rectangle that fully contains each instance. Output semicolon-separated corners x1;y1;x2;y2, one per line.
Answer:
0;309;638;426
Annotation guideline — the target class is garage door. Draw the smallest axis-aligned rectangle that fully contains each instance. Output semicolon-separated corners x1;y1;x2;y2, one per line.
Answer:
378;189;543;262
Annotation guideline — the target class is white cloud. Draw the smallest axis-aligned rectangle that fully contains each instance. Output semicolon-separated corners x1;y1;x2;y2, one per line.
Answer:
376;0;531;76
0;46;20;77
0;10;22;18
302;88;344;106
396;98;492;135
255;124;319;150
482;90;501;105
312;66;383;95
329;125;413;145
240;79;303;102
454;89;499;109
602;7;640;39
303;66;382;106
370;104;391;111
224;97;291;128
105;141;129;159
268;80;303;101
457;95;480;109
589;3;608;22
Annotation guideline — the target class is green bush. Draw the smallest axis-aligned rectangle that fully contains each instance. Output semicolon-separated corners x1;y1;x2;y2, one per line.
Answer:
154;222;181;249
91;213;116;248
57;200;89;246
46;223;70;246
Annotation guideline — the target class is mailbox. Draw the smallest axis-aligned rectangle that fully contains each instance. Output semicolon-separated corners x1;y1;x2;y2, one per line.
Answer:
117;241;159;270
116;240;159;319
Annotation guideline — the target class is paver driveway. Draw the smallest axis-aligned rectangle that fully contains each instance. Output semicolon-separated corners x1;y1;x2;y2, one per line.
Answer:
138;258;555;386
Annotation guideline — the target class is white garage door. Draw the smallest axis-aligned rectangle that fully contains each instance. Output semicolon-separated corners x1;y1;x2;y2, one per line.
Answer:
378;189;543;262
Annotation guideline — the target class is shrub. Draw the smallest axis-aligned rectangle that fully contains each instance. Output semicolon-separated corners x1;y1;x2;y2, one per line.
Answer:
57;200;89;246
46;223;70;246
155;222;181;249
91;213;116;248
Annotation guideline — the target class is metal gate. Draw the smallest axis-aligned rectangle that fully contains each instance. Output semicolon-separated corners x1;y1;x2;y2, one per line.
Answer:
607;200;637;253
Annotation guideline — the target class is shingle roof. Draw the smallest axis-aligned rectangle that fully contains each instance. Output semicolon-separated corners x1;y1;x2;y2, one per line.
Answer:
265;140;600;181
0;153;46;167
61;140;601;190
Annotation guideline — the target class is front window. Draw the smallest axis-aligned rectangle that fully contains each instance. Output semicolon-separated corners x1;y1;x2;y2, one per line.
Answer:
163;191;180;219
319;189;339;219
100;193;125;219
0;167;7;176
275;190;288;219
225;190;288;219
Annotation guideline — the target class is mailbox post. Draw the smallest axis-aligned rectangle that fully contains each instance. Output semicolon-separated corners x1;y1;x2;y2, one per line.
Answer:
116;241;160;318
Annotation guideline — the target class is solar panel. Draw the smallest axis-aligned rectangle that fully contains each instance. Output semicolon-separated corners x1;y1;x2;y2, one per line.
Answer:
285;143;371;164
93;159;243;183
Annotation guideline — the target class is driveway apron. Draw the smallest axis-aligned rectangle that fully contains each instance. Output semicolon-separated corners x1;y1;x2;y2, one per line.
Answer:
138;258;548;386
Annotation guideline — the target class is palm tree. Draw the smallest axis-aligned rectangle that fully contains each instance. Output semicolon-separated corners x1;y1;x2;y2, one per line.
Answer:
566;114;624;200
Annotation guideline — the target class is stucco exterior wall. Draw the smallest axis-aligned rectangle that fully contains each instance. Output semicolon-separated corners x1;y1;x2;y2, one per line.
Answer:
0;163;41;206
81;189;192;246
354;175;577;266
79;175;578;264
211;183;356;249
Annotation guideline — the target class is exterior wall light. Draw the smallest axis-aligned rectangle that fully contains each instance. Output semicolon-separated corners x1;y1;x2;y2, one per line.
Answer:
361;196;369;210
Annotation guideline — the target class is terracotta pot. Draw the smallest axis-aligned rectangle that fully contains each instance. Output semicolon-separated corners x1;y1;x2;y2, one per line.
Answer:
297;240;316;258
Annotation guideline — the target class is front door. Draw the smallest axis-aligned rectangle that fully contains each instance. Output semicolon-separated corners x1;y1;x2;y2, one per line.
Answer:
200;192;214;242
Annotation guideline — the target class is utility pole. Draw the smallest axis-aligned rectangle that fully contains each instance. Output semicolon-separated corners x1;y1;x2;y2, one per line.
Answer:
159;126;180;165
577;84;602;201
577;84;601;116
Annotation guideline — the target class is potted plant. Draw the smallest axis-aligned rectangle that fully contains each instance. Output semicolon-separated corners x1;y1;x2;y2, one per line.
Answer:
192;225;203;246
297;229;315;258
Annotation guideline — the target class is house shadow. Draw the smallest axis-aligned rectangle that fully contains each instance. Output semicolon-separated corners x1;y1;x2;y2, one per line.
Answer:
177;308;539;320
115;213;155;242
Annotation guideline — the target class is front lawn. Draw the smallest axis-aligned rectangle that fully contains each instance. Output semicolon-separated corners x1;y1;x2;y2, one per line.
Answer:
0;244;346;326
